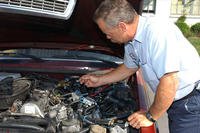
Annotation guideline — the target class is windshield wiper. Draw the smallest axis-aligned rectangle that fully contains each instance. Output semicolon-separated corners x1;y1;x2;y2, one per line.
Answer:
52;51;121;68
0;52;44;62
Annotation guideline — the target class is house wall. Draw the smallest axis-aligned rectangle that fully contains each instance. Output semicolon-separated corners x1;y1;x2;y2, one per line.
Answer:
142;0;200;26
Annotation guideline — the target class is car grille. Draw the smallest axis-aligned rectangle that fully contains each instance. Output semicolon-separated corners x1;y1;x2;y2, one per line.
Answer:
0;0;76;19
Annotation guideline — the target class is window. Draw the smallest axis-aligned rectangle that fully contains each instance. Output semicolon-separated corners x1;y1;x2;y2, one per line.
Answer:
171;0;200;16
143;0;156;13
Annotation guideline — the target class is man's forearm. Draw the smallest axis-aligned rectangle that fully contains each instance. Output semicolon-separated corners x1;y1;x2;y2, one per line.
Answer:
100;64;138;85
149;72;178;120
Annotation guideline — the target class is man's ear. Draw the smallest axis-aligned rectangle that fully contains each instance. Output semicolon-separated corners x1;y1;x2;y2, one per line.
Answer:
118;22;127;32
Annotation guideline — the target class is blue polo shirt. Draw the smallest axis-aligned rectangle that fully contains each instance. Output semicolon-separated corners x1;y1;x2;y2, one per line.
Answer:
124;16;200;100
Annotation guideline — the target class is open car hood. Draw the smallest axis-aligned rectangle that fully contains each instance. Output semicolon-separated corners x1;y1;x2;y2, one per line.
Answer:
0;1;158;132
0;0;142;56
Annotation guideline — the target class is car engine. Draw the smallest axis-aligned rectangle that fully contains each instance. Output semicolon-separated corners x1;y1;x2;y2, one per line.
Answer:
0;73;138;133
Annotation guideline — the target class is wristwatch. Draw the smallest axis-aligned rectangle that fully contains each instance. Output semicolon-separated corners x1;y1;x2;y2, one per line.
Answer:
146;111;156;123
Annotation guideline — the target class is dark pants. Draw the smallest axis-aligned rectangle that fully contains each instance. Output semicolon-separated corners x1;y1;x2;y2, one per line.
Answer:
167;89;200;133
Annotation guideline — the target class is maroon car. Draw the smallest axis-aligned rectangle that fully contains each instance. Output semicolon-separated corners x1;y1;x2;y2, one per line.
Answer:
0;0;157;133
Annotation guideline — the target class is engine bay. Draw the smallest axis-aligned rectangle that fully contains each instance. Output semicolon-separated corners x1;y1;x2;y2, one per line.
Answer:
0;72;138;133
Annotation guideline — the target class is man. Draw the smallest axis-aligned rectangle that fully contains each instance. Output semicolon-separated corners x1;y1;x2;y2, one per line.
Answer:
79;0;200;132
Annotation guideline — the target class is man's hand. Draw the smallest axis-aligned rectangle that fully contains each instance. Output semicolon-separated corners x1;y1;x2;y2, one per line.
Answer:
79;74;102;87
80;64;137;88
128;110;153;129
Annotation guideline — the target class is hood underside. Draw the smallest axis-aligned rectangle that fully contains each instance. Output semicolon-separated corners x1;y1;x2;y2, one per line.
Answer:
0;0;142;55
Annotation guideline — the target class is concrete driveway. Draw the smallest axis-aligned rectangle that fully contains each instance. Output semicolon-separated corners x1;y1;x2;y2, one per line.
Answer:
146;85;169;133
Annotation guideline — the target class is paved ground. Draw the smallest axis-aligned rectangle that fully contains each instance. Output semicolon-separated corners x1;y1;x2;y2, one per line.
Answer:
146;86;169;133
157;112;169;133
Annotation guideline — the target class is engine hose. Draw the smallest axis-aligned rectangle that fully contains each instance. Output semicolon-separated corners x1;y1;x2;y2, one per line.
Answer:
80;114;130;130
80;115;113;126
93;119;115;126
0;123;46;132
103;112;132;121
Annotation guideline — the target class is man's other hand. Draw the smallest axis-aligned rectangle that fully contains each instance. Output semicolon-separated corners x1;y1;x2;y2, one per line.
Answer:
128;110;154;129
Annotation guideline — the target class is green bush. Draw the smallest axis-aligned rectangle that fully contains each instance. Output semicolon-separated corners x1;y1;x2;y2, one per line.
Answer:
176;15;186;23
191;23;200;36
188;37;200;55
175;22;192;37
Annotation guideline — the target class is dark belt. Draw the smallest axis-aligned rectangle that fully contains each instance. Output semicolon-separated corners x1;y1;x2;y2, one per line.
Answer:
174;80;200;103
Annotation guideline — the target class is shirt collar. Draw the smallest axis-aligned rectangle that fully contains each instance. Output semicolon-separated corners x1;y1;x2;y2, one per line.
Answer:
131;16;147;43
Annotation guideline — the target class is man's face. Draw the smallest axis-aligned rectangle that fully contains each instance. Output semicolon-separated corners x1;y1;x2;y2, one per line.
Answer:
96;19;127;44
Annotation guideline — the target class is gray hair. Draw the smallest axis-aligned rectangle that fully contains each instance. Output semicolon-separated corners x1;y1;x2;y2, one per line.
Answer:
93;0;137;28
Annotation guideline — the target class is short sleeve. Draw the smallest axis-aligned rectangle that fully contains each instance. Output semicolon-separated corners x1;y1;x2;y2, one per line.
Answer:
123;43;139;69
